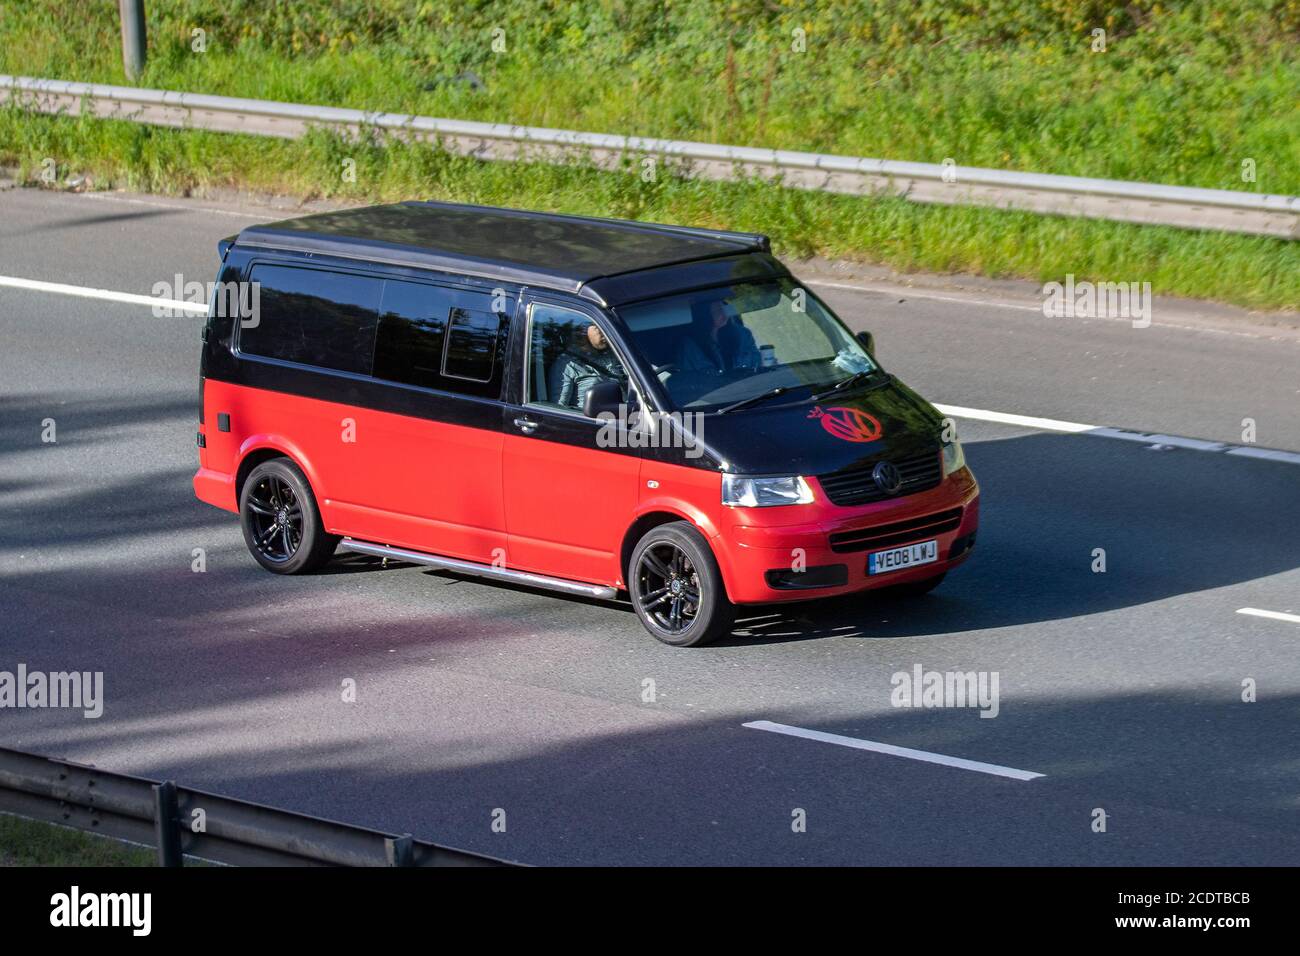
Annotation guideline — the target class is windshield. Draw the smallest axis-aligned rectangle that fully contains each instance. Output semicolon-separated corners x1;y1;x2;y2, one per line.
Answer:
615;278;878;411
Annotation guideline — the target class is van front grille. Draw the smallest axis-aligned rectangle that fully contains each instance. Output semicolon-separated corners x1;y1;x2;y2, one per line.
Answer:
816;449;942;506
828;507;964;553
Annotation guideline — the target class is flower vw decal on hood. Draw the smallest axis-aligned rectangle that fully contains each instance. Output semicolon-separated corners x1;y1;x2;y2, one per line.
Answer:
808;405;883;443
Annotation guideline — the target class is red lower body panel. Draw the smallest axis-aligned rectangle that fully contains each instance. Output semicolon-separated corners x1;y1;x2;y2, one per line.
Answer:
195;380;507;565
637;461;979;605
196;379;980;607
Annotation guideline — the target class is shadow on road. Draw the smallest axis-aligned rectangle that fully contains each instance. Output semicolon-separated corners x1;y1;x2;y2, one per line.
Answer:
5;670;1297;865
3;392;1298;864
725;430;1299;642
342;428;1297;644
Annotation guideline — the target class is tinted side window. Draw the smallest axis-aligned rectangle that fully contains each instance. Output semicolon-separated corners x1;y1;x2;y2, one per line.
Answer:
371;282;509;399
240;265;381;375
443;307;502;383
373;280;451;390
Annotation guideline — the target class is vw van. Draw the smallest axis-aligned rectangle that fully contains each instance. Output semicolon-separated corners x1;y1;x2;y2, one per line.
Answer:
194;202;979;646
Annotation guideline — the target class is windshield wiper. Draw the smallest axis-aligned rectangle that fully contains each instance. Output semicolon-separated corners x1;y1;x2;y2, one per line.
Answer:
715;385;794;415
812;368;882;401
716;367;885;414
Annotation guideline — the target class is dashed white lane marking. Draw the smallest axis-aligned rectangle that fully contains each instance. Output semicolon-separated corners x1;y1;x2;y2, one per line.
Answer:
1236;608;1300;625
0;275;209;314
743;720;1045;781
3;273;1299;465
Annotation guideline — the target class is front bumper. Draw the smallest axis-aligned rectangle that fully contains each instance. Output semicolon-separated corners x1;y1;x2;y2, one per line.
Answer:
713;466;980;604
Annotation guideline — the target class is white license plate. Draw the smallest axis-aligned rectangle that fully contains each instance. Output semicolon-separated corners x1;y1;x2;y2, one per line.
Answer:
868;539;938;575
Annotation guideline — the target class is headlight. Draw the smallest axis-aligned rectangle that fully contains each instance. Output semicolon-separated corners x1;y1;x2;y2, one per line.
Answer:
941;438;965;476
722;474;815;507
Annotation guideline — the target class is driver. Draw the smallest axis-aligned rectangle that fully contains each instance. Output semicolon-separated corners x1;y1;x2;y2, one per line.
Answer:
675;300;760;374
550;323;627;411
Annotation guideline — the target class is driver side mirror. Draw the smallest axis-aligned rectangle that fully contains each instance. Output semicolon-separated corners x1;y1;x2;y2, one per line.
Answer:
856;330;876;357
583;380;623;419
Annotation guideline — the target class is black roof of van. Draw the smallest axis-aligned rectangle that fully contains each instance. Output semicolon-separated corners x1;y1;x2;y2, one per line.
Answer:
232;201;774;305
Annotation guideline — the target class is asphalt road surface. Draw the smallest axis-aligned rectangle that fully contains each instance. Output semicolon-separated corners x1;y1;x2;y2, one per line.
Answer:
1;186;1298;865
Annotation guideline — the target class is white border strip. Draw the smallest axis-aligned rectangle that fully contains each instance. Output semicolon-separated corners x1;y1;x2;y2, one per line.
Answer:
743;720;1044;781
78;190;280;221
1236;608;1300;625
1086;427;1230;451
805;279;1044;314
0;275;208;314
802;277;1293;342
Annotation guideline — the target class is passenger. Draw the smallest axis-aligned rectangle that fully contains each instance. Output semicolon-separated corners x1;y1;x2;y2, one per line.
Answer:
675;300;760;374
550;323;627;411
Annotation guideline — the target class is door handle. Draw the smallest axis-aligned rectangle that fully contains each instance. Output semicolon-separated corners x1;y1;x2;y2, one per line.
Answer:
513;417;539;435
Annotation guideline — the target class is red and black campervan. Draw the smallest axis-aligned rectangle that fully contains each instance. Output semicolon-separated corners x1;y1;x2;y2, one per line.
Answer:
194;202;979;645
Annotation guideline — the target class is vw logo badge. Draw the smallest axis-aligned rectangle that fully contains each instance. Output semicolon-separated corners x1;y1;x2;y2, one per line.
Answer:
872;460;903;495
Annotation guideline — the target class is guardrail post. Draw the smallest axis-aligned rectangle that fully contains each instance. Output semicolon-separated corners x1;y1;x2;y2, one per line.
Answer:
385;834;414;866
152;781;182;867
118;0;147;82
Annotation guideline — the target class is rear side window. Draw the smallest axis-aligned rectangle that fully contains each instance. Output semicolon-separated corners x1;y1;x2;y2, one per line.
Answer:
442;307;501;382
372;279;450;390
372;281;509;399
240;265;381;375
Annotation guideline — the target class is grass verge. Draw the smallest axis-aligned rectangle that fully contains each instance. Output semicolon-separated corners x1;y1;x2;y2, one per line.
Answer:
0;813;155;867
2;1;1297;193
2;108;1296;310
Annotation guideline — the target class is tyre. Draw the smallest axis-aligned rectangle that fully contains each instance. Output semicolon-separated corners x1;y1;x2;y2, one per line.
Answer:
629;521;734;647
239;458;338;574
880;571;946;598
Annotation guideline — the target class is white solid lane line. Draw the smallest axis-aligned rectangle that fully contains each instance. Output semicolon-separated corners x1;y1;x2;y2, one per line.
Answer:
805;278;1044;314
0;275;209;314
743;720;1045;781
4;272;1299;465
1236;608;1300;625
931;402;1094;434
933;404;1300;465
803;277;1291;342
1225;446;1300;465
77;191;280;221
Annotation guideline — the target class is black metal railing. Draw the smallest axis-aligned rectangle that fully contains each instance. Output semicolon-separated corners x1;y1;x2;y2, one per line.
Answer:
0;746;516;867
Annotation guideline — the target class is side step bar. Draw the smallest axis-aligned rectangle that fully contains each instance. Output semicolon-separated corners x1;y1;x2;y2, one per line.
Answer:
339;539;620;601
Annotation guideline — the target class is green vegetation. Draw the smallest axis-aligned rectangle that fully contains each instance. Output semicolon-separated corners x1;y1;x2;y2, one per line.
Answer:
0;813;155;866
5;0;1297;191
0;1;1296;308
